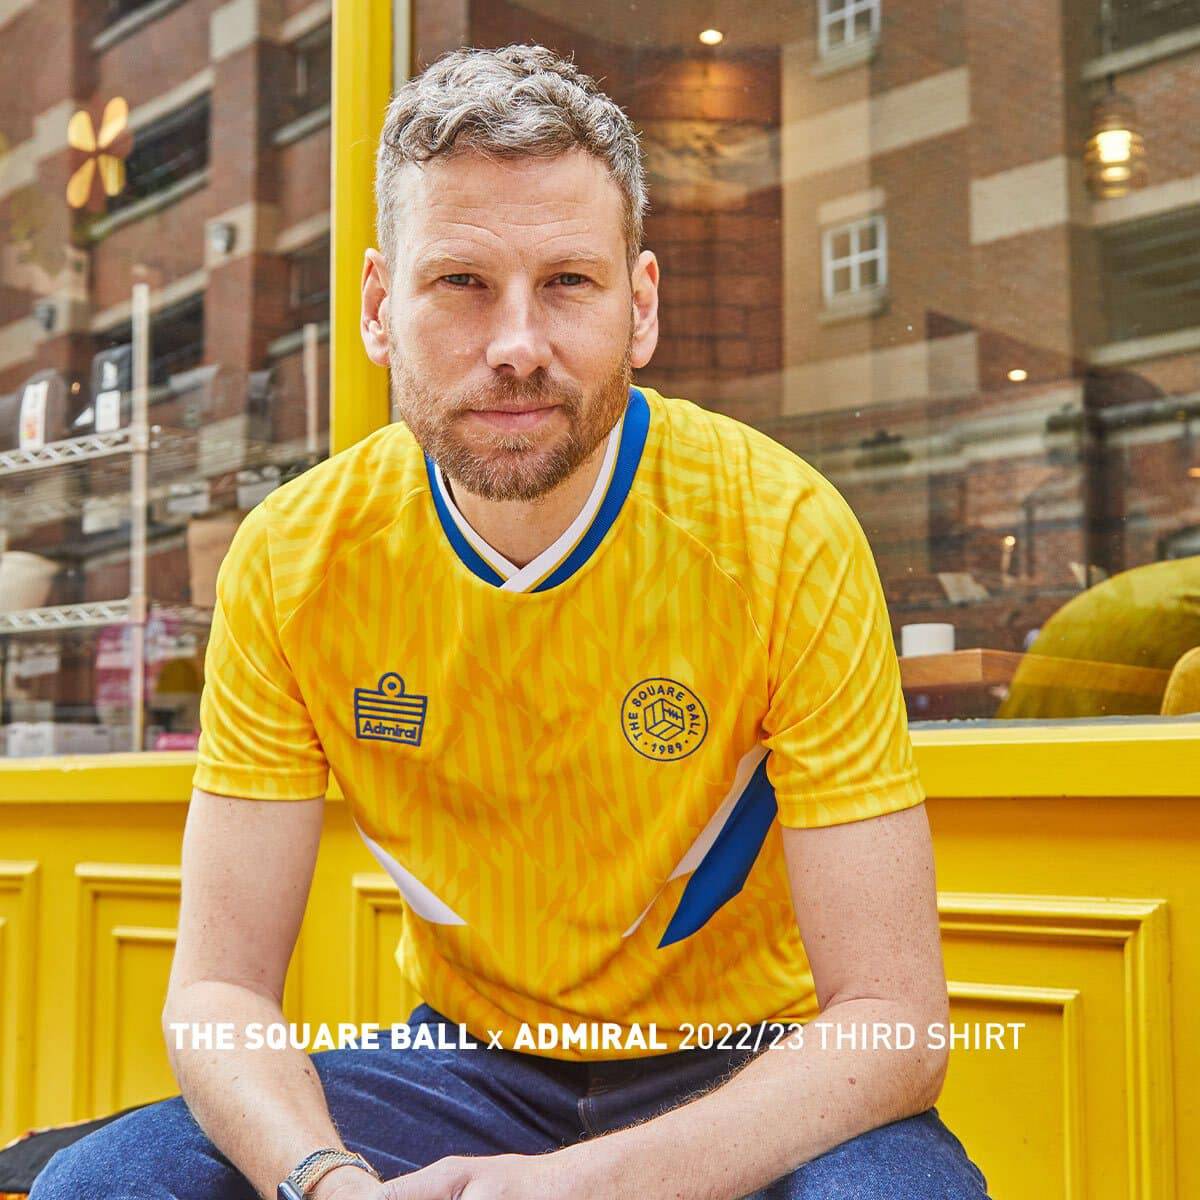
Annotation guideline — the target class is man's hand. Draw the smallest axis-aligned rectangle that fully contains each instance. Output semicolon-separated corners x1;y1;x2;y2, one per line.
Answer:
379;1148;597;1200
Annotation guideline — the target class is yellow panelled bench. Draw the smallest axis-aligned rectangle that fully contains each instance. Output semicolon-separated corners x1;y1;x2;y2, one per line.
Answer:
1;725;1198;1199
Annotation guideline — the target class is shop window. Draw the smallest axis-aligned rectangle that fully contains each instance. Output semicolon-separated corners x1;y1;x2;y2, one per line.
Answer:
822;214;888;306
107;94;210;215
819;0;882;57
1100;204;1200;343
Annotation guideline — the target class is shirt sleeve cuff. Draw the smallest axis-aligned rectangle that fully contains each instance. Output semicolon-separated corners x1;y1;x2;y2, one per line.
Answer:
191;761;329;801
774;770;926;829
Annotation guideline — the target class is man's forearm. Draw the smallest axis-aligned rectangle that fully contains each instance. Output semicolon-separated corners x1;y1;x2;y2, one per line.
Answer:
163;980;355;1200
566;998;948;1200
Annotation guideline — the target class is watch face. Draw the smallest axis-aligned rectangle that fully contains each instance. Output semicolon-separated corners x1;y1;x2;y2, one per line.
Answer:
278;1182;304;1200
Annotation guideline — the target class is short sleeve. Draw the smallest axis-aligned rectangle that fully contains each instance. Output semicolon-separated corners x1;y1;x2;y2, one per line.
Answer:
762;482;925;828
192;504;329;800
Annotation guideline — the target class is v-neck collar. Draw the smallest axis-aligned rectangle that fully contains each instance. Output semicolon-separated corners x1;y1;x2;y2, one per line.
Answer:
424;386;651;593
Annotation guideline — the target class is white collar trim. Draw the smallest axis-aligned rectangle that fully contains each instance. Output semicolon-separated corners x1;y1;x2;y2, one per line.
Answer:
432;411;625;593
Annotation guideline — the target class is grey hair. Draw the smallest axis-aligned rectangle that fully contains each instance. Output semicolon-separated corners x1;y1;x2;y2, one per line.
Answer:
374;44;648;271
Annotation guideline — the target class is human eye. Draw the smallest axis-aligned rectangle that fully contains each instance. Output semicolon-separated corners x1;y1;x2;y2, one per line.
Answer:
554;272;591;287
440;273;477;288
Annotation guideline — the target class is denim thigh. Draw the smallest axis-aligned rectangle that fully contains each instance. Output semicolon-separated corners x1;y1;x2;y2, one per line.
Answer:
741;1108;990;1200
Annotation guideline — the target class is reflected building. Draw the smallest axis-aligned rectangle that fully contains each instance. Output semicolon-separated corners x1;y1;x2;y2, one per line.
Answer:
0;0;332;749
415;0;1200;715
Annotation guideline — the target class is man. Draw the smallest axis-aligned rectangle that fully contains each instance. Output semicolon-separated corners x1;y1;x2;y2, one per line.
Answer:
32;45;990;1200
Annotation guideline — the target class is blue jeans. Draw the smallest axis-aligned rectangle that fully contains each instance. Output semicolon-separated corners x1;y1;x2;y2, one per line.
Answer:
31;1004;990;1198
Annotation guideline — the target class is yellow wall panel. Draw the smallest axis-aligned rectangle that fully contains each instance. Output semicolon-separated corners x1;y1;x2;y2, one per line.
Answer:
942;985;1081;1200
927;797;1192;1200
2;742;1199;1198
350;874;421;1028
72;865;181;1119
0;861;38;1138
939;893;1173;1200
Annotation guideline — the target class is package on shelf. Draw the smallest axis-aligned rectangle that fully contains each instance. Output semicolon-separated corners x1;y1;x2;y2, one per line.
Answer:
4;721;114;757
14;369;74;450
0;391;19;451
187;511;241;607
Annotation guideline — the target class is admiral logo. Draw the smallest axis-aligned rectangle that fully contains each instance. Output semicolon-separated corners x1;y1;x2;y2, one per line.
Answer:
354;672;428;747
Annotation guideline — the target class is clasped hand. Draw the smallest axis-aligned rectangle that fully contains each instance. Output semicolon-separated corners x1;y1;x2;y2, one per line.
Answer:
318;1147;606;1200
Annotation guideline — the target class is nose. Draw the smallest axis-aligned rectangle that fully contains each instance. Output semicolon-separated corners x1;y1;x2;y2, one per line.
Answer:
484;282;553;378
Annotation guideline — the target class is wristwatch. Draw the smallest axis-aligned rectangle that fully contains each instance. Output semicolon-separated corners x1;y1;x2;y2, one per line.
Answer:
277;1147;381;1199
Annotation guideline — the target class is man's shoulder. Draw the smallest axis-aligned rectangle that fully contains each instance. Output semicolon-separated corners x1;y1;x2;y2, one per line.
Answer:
638;386;848;540
244;421;427;610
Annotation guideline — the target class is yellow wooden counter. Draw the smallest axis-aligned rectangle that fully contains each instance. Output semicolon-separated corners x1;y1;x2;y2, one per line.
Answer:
2;721;1197;1199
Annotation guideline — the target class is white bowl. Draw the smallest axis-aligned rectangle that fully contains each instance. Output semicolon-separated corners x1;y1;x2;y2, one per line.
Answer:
0;551;59;613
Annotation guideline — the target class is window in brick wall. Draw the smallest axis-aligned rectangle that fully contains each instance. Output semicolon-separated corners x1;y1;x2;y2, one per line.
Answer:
284;23;332;124
818;0;882;57
1106;0;1200;54
822;214;888;306
288;235;331;326
94;292;206;389
107;93;210;215
1100;204;1200;343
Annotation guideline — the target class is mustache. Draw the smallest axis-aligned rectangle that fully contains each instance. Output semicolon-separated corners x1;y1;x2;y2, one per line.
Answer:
447;375;583;415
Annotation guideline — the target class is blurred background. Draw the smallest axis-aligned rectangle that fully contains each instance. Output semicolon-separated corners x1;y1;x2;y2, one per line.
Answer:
1;0;1199;752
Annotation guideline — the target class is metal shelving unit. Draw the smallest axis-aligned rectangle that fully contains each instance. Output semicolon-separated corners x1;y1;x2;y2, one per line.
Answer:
0;285;152;751
0;428;134;474
1;294;327;754
0;600;214;635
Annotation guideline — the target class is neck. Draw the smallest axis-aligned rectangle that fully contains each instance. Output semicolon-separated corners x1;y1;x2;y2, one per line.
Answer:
447;436;611;569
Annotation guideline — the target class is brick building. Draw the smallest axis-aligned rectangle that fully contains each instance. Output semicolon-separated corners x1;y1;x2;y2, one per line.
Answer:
0;0;333;739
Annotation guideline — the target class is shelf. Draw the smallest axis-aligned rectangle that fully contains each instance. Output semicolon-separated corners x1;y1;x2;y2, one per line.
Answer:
0;430;134;475
0;428;328;537
900;648;1171;698
0;600;213;636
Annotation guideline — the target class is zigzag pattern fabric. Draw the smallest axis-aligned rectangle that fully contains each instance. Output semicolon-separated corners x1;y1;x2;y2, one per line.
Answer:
194;386;925;1060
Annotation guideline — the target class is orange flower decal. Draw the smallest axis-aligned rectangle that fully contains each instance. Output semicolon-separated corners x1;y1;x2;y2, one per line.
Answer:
66;97;132;211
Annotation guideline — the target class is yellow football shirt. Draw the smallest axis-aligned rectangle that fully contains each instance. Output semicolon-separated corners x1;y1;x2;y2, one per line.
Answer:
193;386;925;1060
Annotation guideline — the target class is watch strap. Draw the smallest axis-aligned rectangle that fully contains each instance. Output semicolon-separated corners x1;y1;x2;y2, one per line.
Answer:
278;1147;381;1199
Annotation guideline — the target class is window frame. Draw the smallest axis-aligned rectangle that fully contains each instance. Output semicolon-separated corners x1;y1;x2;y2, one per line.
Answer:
288;22;333;124
108;93;211;216
821;213;889;306
287;234;332;319
818;0;882;59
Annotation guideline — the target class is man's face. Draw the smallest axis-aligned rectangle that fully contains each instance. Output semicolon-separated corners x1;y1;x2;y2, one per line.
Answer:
362;149;658;502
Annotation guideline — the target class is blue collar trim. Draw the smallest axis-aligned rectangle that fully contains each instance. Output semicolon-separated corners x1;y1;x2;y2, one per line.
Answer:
425;386;650;592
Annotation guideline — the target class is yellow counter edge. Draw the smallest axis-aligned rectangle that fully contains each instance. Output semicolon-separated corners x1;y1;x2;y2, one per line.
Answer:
2;721;1198;802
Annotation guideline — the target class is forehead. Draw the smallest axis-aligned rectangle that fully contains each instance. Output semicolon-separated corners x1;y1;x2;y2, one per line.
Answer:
393;148;625;263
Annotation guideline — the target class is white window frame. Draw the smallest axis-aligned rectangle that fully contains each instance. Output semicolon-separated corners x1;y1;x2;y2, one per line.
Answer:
818;0;882;59
822;214;888;305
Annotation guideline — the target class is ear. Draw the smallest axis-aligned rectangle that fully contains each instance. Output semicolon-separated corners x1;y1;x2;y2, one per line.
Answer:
629;250;660;370
361;248;392;368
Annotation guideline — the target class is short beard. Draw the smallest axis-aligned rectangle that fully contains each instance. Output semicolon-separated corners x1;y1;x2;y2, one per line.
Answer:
389;345;633;503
